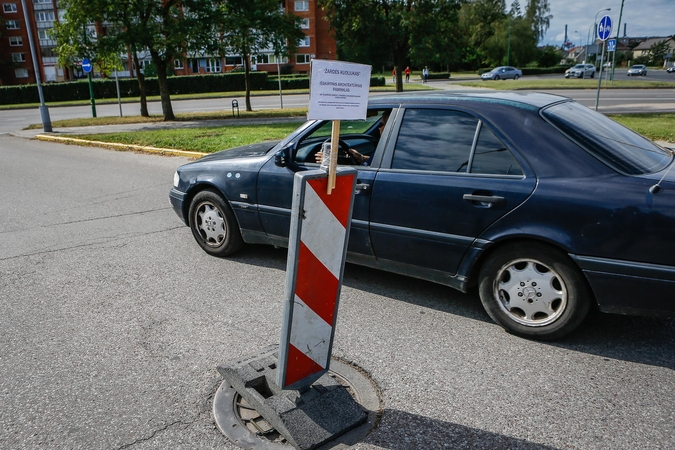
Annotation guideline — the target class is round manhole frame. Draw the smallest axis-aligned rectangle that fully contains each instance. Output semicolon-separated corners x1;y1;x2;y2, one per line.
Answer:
213;358;382;450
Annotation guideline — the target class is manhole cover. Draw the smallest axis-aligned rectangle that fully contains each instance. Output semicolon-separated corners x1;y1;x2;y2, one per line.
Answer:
213;358;381;449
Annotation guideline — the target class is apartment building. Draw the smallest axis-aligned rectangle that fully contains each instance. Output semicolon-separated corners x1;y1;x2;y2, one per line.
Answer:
1;0;63;85
1;0;336;86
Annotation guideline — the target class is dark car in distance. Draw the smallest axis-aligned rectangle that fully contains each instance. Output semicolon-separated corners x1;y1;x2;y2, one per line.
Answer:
170;92;675;340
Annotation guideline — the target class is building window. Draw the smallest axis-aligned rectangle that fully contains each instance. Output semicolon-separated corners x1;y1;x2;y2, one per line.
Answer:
225;56;243;66
6;20;20;29
299;36;310;47
9;36;22;46
296;54;311;64
269;54;288;64
254;54;269;64
12;52;26;62
36;0;52;3
35;11;55;22
3;3;17;13
300;18;310;29
173;59;184;69
294;1;309;12
206;58;221;73
15;68;28;78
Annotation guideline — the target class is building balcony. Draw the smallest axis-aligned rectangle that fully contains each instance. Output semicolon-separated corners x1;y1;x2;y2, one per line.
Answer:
32;2;54;10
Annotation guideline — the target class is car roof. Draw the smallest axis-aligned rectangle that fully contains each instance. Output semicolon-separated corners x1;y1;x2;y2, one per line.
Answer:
368;91;570;110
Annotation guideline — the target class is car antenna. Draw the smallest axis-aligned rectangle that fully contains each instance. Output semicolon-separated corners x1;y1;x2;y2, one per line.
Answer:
649;150;675;194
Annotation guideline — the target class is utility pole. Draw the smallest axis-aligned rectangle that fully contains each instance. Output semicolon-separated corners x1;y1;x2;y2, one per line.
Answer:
610;0;625;81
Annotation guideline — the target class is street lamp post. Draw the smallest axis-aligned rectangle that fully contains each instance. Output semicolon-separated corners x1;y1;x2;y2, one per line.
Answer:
573;31;585;78
21;0;51;132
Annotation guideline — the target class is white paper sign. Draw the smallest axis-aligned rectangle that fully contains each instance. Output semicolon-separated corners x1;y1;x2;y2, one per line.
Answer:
308;60;372;120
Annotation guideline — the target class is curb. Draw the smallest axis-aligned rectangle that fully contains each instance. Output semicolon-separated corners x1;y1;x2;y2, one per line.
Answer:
34;134;207;158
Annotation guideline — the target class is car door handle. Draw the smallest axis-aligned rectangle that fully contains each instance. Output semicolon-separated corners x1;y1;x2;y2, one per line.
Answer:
355;183;370;191
463;194;505;207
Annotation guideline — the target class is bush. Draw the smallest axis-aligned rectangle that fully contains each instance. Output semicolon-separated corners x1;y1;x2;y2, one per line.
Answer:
427;72;450;79
0;73;388;105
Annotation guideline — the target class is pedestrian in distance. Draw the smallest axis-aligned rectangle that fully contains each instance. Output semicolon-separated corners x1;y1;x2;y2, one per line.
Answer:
404;66;410;83
422;66;429;84
392;68;396;83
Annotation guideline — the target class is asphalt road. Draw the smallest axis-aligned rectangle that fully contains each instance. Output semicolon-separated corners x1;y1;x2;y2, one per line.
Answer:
2;76;675;134
1;134;673;449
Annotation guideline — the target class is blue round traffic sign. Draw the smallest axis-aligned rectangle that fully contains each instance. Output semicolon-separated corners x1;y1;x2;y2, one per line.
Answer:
597;15;612;41
81;58;92;73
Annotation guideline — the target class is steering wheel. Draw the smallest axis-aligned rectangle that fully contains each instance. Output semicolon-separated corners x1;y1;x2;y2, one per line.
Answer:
322;138;358;165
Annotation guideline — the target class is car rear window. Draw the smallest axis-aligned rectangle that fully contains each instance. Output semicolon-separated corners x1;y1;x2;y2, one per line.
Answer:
541;101;672;175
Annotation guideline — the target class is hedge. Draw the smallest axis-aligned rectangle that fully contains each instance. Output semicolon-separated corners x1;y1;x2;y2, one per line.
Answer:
0;73;387;105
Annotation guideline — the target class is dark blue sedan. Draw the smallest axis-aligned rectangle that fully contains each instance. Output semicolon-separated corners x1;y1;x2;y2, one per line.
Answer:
170;92;675;340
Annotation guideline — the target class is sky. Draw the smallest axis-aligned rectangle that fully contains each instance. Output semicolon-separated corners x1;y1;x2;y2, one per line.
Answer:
506;0;675;47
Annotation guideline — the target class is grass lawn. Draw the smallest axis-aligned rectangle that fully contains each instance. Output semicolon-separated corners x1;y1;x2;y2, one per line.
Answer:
68;122;304;153
609;113;675;143
26;107;310;129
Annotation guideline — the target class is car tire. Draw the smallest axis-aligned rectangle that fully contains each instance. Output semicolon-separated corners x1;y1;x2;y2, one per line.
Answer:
189;190;244;257
514;74;520;80
478;243;591;340
494;75;500;80
590;72;595;79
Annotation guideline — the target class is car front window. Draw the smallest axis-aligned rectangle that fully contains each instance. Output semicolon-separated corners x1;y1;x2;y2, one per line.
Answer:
542;101;672;175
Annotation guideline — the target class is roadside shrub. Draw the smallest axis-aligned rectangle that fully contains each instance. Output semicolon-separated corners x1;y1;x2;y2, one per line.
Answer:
427;72;450;79
0;72;387;105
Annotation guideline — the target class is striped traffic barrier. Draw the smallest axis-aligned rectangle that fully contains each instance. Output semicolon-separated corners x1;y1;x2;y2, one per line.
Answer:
277;167;357;390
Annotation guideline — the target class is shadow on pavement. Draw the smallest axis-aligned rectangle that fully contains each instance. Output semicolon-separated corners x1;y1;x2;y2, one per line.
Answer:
228;244;675;370
367;409;559;450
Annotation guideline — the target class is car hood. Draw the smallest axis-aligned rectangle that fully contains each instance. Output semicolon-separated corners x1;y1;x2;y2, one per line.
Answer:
196;141;281;162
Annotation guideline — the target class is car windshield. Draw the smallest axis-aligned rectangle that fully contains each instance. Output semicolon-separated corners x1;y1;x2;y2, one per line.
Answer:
573;65;584;69
631;65;643;69
542;101;672;175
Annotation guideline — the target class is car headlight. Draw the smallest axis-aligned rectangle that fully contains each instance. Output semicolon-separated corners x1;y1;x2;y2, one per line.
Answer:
173;171;180;188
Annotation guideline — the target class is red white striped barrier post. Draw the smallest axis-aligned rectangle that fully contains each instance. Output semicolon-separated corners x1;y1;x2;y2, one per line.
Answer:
277;167;357;390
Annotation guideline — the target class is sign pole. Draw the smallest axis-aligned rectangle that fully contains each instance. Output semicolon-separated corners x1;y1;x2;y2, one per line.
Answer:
328;120;340;193
595;40;606;111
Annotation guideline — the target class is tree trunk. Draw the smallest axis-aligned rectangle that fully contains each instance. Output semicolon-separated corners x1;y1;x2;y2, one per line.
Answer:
393;48;405;93
152;53;175;121
244;51;252;112
132;49;149;117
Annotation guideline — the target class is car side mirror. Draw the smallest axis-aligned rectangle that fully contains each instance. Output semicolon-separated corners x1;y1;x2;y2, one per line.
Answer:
274;148;288;167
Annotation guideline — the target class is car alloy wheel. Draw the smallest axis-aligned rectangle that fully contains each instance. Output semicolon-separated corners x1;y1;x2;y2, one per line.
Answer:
478;243;591;340
189;190;243;257
514;74;520;80
494;75;500;80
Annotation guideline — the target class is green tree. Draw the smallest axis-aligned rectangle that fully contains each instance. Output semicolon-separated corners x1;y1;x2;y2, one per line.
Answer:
647;39;672;65
321;0;462;92
54;0;223;121
458;0;507;68
525;0;551;42
483;15;537;67
218;0;305;111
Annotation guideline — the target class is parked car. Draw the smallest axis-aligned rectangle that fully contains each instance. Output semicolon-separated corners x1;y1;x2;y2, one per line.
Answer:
667;65;675;73
480;66;522;80
565;64;596;78
170;92;675;340
627;64;647;76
